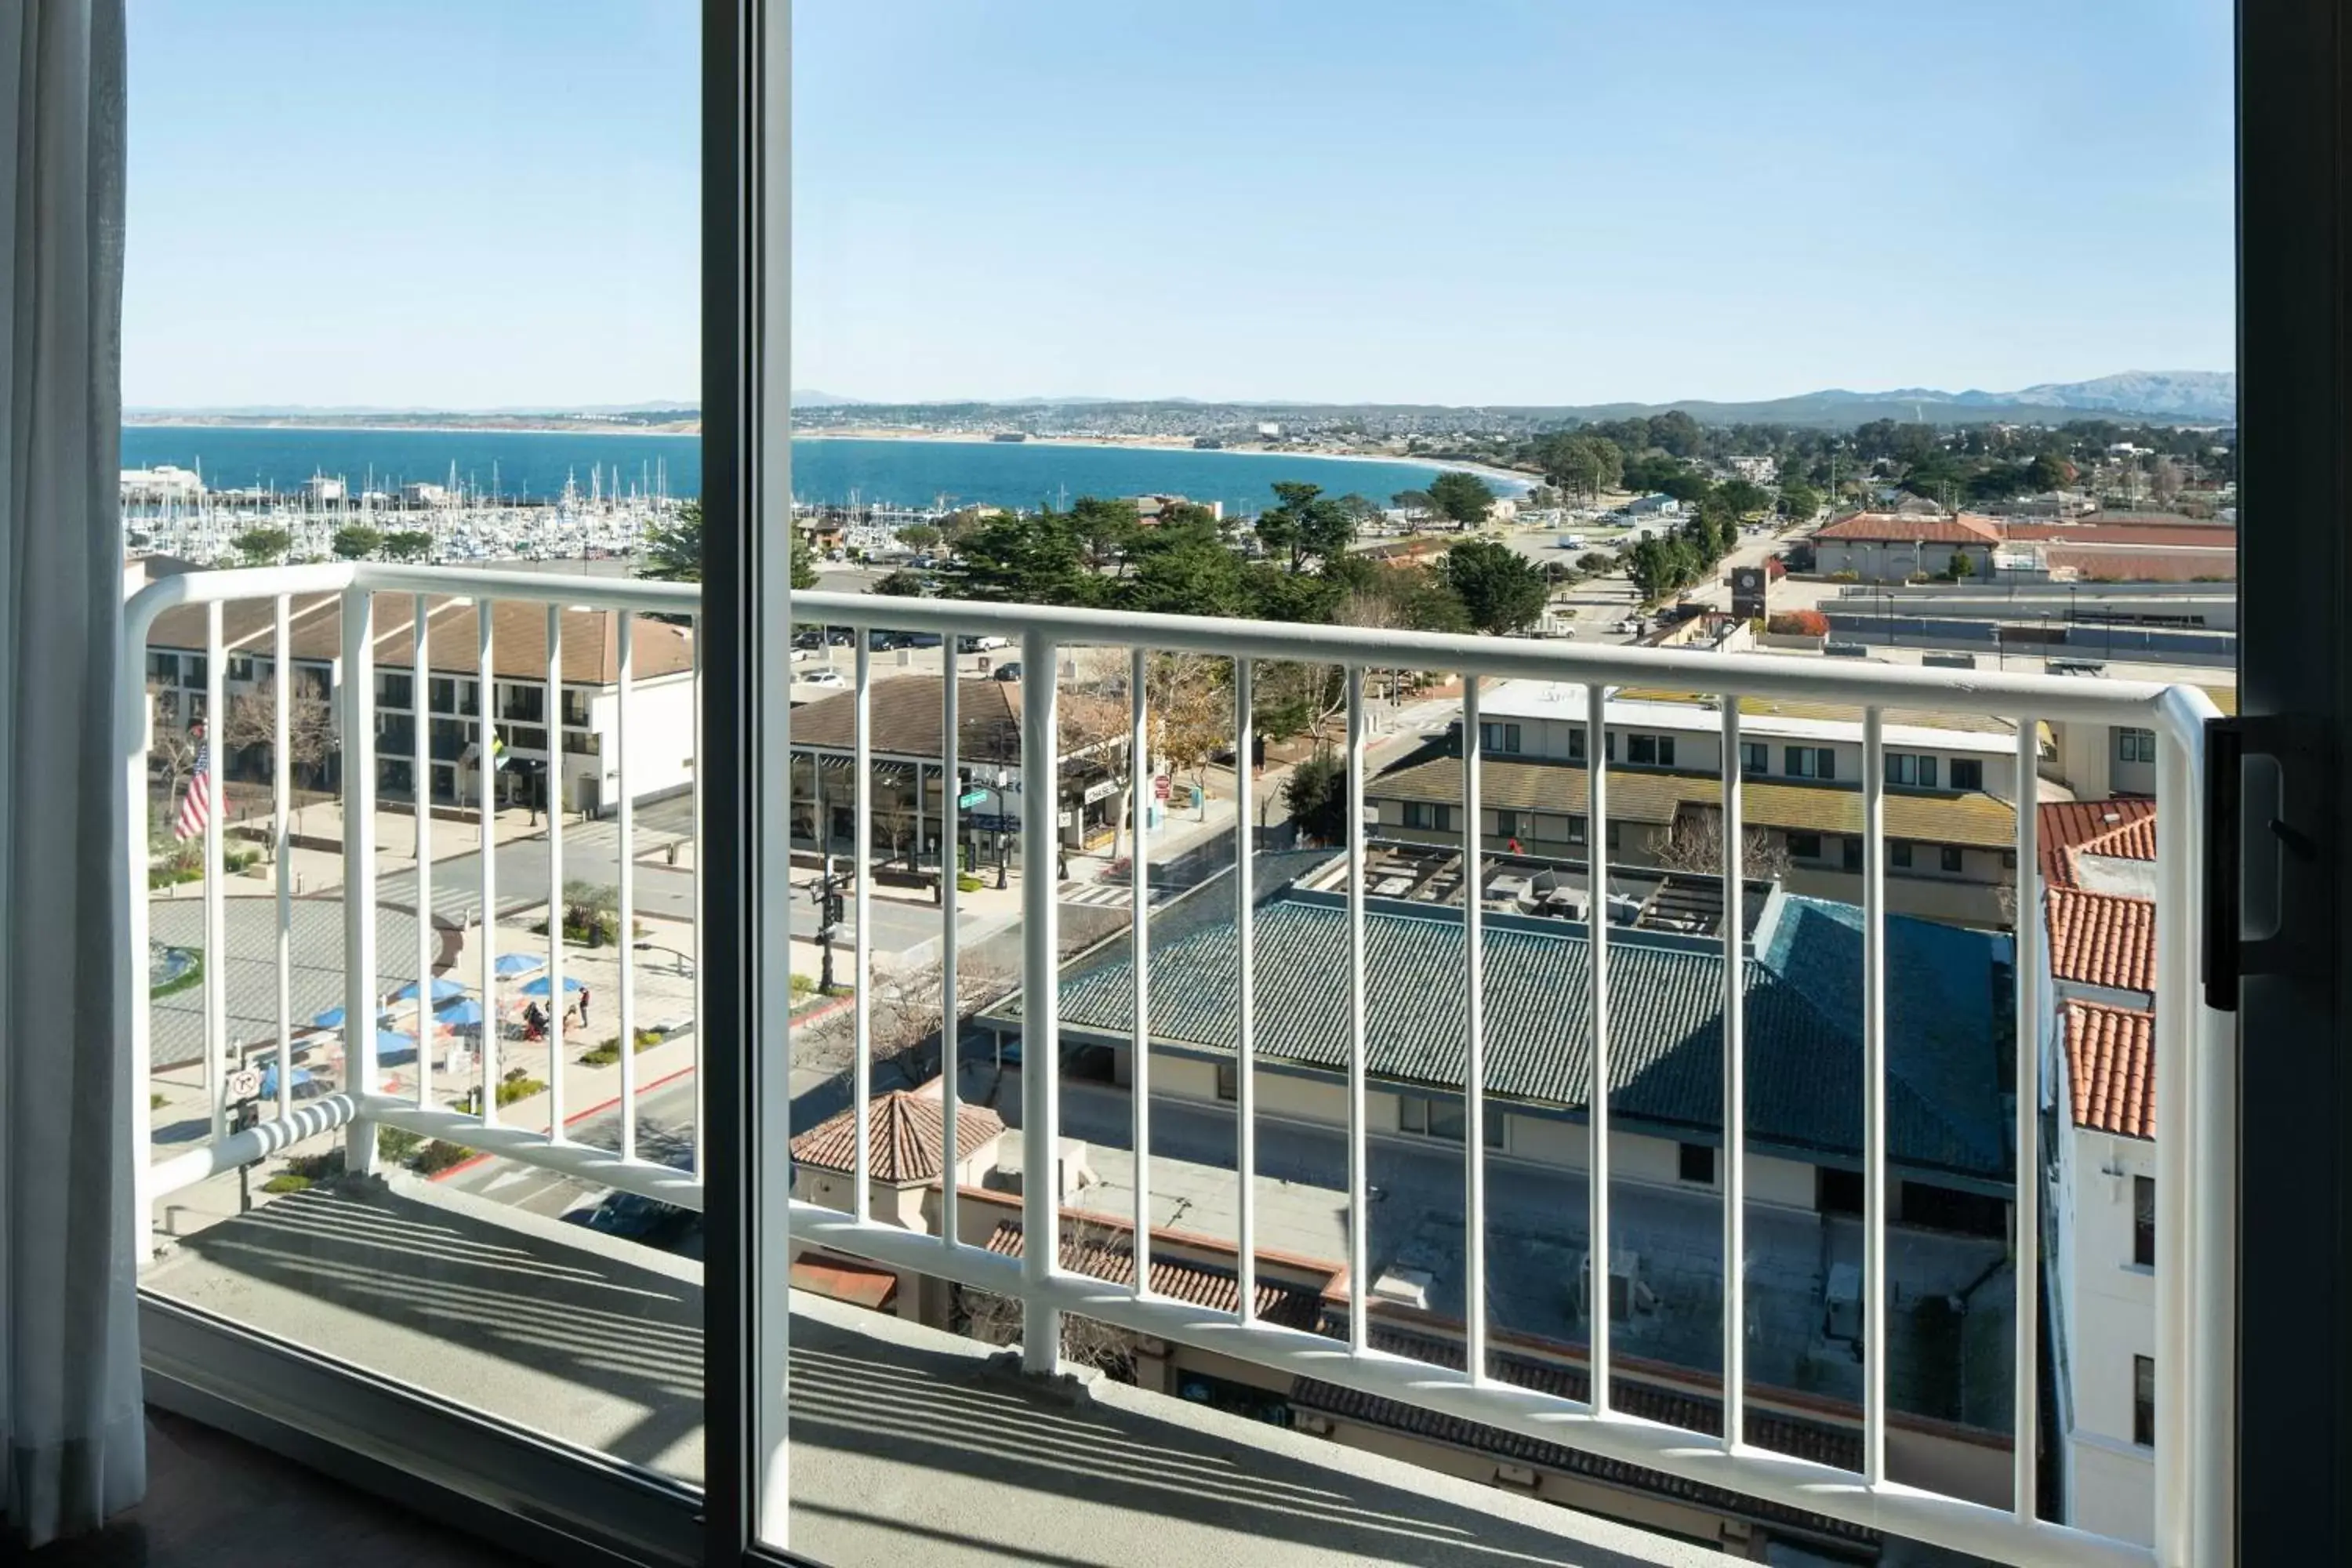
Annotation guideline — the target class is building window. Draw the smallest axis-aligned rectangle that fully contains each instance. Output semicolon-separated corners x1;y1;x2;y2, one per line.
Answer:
562;730;601;757
375;670;414;712
1787;831;1823;860
1678;1142;1715;1185
1940;845;1965;873
1399;1095;1504;1146
1740;741;1768;775
2118;728;2158;764
1214;1062;1237;1102
181;654;207;690
430;676;480;717
1886;753;1939;789
561;688;593;728
2134;1175;2156;1267
499;683;547;724
1784;746;1835;779
1566;815;1588;847
1567;729;1585;762
1890;840;1914;869
1603;731;1617;762
1494;808;1522;840
1841;836;1863;873
1951;758;1984;790
146;651;180;686
1817;1167;1864;1216
1534;813;1575;844
2134;1355;2157;1447
1478;721;1521;755
227;652;256;683
1604;821;1621;851
1403;801;1451;832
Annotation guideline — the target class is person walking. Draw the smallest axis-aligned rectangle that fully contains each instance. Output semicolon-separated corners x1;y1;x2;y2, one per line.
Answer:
578;985;592;1028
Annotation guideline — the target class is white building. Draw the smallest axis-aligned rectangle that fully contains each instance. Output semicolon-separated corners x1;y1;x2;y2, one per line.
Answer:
121;464;205;504
143;592;696;816
1809;512;2005;582
2034;799;2160;1545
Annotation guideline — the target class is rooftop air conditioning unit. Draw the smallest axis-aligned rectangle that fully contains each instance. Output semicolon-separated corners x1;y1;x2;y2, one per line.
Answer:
1573;1248;1647;1324
1370;1267;1432;1312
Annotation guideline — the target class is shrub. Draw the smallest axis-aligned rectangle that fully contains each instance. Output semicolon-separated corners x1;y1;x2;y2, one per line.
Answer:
150;1091;166;1110
579;1030;661;1067
262;1174;313;1194
789;972;818;996
412;1140;476;1175
1905;570;1933;584
1766;609;1831;637
956;873;984;893
455;1074;546;1114
1828;569;1860;583
376;1126;426;1163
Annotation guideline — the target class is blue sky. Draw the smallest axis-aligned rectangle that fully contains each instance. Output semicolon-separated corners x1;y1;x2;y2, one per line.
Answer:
128;1;2233;409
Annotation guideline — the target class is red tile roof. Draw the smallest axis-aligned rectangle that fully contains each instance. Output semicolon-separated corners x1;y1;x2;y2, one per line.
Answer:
2004;521;2238;549
2038;799;2158;889
2046;886;2157;994
982;1220;1325;1330
789;1091;1004;1184
2043;548;2236;583
2063;1000;2156;1139
1813;512;2003;545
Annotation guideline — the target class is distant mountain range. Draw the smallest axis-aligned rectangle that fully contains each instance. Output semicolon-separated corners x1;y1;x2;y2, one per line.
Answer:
790;371;2234;427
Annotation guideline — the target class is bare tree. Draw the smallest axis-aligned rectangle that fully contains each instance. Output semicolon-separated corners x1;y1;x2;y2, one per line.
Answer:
797;954;1016;1083
1145;652;1229;821
955;1214;1142;1381
1649;809;1795;881
222;677;339;834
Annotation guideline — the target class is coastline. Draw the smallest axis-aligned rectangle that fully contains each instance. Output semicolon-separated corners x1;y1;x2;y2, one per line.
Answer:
796;427;1534;488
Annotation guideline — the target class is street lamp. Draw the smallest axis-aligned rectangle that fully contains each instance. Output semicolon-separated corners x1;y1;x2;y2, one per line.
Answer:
993;768;1011;889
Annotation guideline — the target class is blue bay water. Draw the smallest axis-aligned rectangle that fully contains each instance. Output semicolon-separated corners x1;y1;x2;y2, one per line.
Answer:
121;426;1505;515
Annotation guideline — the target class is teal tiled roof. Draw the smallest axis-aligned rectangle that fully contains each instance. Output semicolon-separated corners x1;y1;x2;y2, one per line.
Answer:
1030;889;2011;1181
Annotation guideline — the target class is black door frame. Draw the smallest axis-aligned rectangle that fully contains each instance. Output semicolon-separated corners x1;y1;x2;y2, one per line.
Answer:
2237;1;2349;1559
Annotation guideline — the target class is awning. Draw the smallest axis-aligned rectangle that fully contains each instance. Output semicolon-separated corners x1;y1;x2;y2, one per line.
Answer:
788;1253;901;1312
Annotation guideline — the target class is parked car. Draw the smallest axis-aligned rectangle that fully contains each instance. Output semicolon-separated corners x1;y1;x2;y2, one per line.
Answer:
801;667;848;688
1616;618;1642;635
993;661;1022;682
957;633;1011;653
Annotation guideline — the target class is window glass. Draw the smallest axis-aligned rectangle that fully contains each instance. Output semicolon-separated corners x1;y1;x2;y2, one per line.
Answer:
1951;758;1984;791
1788;832;1822;859
1677;1143;1715;1185
1940;845;1965;873
2134;1355;2157;1447
2134;1175;2156;1267
1740;741;1768;775
1891;840;1914;868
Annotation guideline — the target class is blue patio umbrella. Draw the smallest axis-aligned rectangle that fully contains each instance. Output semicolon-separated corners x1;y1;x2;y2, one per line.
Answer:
521;974;586;998
494;952;546;978
434;998;485;1028
258;1062;315;1098
374;1030;419;1067
309;1004;390;1030
393;976;466;1003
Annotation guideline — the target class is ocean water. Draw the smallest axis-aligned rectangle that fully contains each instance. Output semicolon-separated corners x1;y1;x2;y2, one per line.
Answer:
120;426;1505;515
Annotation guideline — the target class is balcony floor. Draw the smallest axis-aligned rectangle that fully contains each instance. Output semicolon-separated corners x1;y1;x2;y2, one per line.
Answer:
141;1177;1719;1567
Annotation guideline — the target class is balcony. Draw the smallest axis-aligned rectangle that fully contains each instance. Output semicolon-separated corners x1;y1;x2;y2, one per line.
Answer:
122;561;2233;1567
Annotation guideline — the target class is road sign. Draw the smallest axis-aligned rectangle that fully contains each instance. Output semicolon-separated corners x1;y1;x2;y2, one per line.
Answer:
226;1068;262;1102
969;813;1018;833
1153;775;1172;801
957;789;989;809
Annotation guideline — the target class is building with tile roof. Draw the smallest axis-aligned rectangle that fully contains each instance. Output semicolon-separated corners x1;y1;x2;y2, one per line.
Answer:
143;591;699;814
1810;512;2005;582
989;877;2016;1192
790;1087;1007;1233
2032;803;2161;1546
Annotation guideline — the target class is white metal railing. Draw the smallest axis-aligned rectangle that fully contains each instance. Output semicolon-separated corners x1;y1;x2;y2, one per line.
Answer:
124;564;2232;1568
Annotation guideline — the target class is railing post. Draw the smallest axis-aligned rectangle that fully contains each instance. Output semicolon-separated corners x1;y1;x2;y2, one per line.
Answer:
2013;717;2041;1522
344;586;380;1174
476;599;498;1124
274;596;293;1122
1860;706;1887;1483
125;597;156;1261
617;611;637;1161
203;601;227;1142
1020;629;1062;1373
544;604;564;1136
2154;724;2194;1566
414;593;434;1114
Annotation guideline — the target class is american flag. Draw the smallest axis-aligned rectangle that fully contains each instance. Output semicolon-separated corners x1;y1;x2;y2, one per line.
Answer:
172;722;212;842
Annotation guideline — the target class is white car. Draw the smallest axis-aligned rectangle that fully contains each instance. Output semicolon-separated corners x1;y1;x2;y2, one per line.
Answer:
800;667;848;688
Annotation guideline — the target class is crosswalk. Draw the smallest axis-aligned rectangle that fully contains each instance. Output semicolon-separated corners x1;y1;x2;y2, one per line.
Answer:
1058;880;1161;909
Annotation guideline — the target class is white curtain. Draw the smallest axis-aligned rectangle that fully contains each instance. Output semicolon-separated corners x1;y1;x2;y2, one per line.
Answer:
0;0;141;1548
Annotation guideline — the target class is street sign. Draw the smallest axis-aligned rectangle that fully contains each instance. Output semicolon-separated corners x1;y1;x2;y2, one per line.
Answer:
1153;775;1172;801
957;789;989;809
1082;779;1119;805
226;1068;262;1102
969;813;1018;833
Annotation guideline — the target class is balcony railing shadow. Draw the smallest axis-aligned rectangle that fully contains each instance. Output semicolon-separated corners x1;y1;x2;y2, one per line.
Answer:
144;1178;1708;1566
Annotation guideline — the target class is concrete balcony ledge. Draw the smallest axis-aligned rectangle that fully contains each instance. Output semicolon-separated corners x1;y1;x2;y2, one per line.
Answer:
142;1177;1719;1566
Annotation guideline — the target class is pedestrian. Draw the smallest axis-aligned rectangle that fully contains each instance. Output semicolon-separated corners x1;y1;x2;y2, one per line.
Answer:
578;984;591;1027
